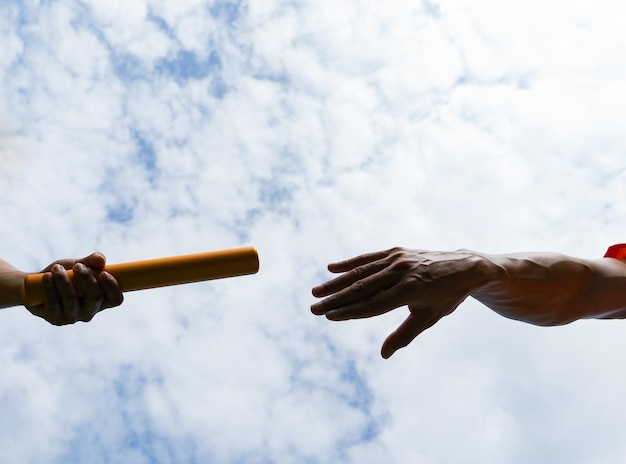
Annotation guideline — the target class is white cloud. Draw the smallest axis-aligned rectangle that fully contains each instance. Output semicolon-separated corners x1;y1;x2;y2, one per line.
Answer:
2;0;626;462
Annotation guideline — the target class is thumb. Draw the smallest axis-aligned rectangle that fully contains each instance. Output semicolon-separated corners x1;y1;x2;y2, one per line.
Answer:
380;309;442;359
78;252;106;269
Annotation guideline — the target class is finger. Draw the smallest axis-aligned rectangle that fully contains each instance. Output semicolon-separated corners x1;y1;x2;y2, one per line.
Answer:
99;271;124;309
311;268;401;315
51;263;79;323
326;250;389;273
28;272;63;325
79;252;106;270
320;283;411;320
40;252;106;273
40;258;76;273
381;310;441;359
73;263;102;321
312;259;390;298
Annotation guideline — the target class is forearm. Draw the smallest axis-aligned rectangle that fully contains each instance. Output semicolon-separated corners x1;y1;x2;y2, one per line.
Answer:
469;252;626;326
0;259;27;309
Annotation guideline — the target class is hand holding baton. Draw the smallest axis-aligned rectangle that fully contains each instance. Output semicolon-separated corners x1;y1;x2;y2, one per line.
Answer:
21;246;260;307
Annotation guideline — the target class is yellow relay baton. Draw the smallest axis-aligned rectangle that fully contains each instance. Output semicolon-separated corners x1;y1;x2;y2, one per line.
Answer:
21;246;260;307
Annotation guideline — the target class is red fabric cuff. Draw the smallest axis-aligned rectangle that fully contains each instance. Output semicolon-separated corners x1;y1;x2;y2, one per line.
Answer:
604;244;626;259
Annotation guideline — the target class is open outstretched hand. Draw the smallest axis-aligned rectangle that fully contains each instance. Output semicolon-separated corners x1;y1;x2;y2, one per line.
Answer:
311;248;496;358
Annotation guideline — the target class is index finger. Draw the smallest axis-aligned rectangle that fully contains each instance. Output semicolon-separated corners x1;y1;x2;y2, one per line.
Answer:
326;250;389;273
312;250;391;298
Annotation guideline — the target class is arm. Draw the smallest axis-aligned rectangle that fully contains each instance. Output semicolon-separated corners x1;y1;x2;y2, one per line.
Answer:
0;253;123;325
311;247;626;358
474;252;626;324
0;259;27;309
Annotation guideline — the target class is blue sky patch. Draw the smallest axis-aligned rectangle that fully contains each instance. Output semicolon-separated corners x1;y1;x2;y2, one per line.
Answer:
209;1;242;24
132;130;157;173
107;202;135;224
259;180;293;214
111;52;146;82
147;12;174;38
157;50;222;82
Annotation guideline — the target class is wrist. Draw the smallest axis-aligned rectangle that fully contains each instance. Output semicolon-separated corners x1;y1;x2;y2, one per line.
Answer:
460;250;507;295
0;260;28;308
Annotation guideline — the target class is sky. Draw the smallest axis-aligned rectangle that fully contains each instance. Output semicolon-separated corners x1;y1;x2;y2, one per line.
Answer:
2;0;626;462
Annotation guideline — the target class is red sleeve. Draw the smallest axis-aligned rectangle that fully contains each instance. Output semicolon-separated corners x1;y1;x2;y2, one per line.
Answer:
604;244;626;259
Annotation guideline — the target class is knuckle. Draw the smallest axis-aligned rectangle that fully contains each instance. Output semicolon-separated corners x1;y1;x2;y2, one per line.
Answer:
387;246;406;256
388;258;414;273
73;263;89;277
351;266;365;278
361;296;378;315
50;265;63;277
350;280;365;292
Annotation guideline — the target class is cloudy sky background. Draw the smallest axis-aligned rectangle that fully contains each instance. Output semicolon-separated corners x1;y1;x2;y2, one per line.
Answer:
2;0;626;462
